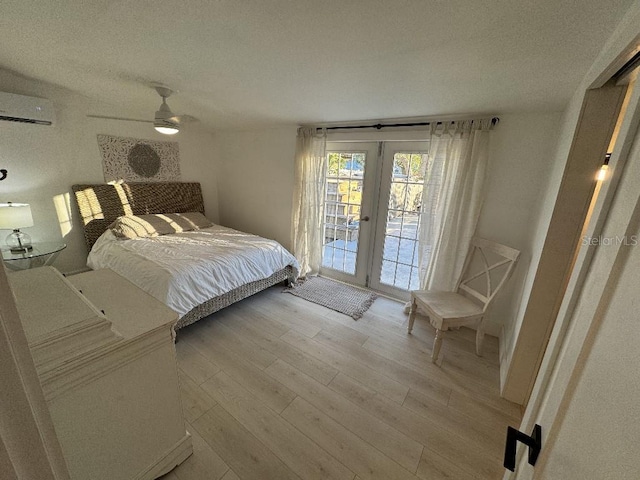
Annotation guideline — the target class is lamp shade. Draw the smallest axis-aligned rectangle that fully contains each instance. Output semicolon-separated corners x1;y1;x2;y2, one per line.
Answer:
0;203;34;229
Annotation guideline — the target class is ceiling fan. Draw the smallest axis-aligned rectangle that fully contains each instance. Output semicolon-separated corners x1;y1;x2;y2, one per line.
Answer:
152;85;180;135
87;84;196;135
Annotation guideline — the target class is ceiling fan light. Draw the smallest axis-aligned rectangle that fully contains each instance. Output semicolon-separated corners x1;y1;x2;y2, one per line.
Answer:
154;125;180;135
154;117;180;135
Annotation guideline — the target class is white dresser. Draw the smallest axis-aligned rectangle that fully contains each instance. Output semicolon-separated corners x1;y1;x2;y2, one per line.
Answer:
8;267;192;480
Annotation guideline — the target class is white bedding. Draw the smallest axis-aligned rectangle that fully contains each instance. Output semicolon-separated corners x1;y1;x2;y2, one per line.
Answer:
87;225;299;317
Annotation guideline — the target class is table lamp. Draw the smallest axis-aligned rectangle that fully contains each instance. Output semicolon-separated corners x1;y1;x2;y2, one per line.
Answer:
0;202;34;253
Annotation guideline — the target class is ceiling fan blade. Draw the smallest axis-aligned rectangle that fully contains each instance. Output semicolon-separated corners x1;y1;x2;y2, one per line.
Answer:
88;86;197;130
173;114;198;124
86;114;152;124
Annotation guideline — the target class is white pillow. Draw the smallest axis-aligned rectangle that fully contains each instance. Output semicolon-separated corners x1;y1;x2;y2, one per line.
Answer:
109;212;213;239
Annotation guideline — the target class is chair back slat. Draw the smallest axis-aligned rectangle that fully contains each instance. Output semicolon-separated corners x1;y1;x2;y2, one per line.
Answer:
456;237;520;312
472;236;520;261
478;248;492;300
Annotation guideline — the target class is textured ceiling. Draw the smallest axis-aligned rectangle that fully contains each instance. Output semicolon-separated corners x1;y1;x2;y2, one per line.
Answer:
0;0;635;130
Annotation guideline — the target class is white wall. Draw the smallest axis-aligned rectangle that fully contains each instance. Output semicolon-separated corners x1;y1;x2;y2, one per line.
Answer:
476;112;561;337
216;115;563;339
499;1;640;399
0;69;219;274
217;126;297;251
511;1;640;477
498;106;575;385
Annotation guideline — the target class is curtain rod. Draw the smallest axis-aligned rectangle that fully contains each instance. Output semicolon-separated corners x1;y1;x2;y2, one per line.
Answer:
315;116;499;131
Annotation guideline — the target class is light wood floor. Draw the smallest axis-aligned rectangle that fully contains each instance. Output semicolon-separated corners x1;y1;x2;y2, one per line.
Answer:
161;286;521;480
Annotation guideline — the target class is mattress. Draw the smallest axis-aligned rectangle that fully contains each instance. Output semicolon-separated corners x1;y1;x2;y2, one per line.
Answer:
87;224;299;317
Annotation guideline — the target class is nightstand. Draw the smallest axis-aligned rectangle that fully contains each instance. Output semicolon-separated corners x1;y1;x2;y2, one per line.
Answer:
1;241;66;271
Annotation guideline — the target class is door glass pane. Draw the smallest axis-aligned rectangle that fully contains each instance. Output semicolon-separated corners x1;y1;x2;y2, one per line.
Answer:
322;151;365;275
379;152;428;290
382;236;399;261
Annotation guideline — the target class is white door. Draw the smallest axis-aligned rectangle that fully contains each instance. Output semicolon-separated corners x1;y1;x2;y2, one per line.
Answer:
320;142;378;286
321;141;429;298
369;141;429;299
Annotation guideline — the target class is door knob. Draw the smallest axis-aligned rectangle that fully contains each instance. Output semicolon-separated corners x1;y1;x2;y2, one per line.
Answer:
360;216;370;222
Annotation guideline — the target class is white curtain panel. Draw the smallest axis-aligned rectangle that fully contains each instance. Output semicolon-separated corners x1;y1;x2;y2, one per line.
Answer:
417;119;492;291
291;127;327;277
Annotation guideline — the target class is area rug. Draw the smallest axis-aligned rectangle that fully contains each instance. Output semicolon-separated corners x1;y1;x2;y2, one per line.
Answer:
284;276;377;320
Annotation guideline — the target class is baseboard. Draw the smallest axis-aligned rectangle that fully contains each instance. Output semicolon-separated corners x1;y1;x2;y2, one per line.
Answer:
134;431;193;480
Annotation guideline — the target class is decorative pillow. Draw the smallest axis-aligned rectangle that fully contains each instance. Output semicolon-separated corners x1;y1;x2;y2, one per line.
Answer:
110;212;213;239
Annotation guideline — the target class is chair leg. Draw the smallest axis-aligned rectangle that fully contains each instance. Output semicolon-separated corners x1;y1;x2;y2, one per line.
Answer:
475;317;485;356
408;298;417;333
432;329;444;363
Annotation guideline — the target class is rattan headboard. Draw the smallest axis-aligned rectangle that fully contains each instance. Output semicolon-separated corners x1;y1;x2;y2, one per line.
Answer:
72;182;205;251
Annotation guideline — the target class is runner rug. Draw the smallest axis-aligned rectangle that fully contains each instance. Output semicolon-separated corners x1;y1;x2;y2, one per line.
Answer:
284;276;377;320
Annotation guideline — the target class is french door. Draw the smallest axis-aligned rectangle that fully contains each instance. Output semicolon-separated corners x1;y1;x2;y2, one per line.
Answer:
321;142;378;286
320;141;429;299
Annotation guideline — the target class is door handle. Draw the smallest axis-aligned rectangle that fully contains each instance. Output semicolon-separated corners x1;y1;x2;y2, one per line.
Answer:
504;424;542;472
359;216;370;222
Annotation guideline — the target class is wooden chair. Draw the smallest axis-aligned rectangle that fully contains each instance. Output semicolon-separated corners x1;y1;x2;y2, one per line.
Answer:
408;237;520;363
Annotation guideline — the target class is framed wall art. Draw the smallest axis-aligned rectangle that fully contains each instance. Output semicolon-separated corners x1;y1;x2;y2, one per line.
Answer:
97;134;181;182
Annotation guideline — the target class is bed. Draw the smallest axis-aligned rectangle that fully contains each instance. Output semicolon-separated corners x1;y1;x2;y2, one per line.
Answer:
72;182;298;330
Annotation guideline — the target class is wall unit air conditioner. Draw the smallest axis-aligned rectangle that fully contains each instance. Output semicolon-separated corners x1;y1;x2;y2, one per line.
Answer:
0;91;54;125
